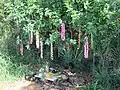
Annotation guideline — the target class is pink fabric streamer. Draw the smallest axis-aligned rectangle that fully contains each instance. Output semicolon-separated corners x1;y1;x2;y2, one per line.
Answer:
61;22;65;41
20;44;23;55
40;40;43;59
50;43;53;60
30;31;33;44
36;31;39;48
84;36;89;58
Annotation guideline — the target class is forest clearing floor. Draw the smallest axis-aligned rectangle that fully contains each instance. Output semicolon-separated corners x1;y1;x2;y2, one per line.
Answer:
0;72;92;90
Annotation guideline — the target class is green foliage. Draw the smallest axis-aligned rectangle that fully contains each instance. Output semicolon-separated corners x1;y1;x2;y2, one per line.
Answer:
3;0;119;52
45;31;59;45
0;54;29;81
0;0;120;89
92;44;120;90
82;80;100;90
59;47;83;71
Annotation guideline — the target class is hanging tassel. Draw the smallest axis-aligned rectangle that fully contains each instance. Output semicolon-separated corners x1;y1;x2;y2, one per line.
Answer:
16;36;20;53
78;31;82;47
84;36;89;59
29;31;33;44
36;31;39;48
91;33;93;50
61;22;65;41
20;43;23;55
16;36;20;45
50;43;53;60
40;38;43;59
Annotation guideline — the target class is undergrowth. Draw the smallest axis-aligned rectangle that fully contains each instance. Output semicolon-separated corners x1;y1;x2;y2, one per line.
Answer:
82;48;120;90
0;54;29;82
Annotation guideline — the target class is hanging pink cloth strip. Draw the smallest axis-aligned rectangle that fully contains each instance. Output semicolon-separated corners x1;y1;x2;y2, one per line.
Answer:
50;43;53;60
84;36;89;58
61;22;65;41
40;39;43;59
36;31;39;48
30;31;33;44
20;44;23;55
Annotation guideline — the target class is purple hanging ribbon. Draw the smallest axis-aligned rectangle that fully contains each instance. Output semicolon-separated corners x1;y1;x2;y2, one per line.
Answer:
61;22;65;41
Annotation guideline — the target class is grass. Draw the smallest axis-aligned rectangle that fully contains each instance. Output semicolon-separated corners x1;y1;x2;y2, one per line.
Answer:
0;47;119;90
0;54;29;82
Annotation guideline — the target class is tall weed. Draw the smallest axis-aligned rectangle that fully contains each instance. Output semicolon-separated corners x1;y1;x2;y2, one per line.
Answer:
0;54;29;81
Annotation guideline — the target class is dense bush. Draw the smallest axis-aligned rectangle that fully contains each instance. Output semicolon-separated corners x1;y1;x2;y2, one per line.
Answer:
0;0;120;89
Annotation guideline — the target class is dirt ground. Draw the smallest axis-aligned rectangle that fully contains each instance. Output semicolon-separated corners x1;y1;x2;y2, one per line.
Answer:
0;79;32;90
0;79;76;90
0;72;92;90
